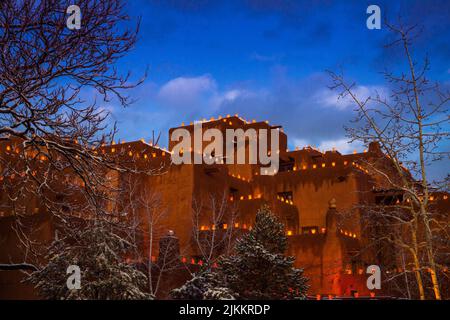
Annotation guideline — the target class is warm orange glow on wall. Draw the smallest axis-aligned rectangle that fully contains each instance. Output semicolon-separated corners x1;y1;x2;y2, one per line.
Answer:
234;222;239;228
344;161;348;165
302;165;307;170
313;164;317;169
240;196;244;200
6;145;11;151
128;151;133;157
321;163;325;168
332;162;336;167
287;230;293;236
223;224;228;230
321;227;326;233
311;229;317;234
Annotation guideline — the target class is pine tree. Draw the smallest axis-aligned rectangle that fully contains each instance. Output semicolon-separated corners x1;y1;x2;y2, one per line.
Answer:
171;206;309;300
170;268;234;300
28;219;153;300
217;205;309;299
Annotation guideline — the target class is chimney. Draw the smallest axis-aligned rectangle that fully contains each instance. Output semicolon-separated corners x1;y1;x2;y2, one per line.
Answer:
326;198;338;231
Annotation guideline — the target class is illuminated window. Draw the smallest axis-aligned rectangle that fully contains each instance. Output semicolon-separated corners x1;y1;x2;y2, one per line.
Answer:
321;163;325;168
223;224;228;230
344;161;348;165
287;230;293;236
234;222;239;228
128;151;133;157
313;164;317;169
332;162;336;167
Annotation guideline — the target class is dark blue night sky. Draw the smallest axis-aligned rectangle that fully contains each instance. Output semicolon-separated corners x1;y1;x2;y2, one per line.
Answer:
98;0;449;180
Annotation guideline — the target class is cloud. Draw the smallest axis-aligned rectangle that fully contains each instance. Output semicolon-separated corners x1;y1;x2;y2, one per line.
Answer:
317;138;363;154
315;85;389;110
157;75;217;107
110;71;387;156
292;138;363;154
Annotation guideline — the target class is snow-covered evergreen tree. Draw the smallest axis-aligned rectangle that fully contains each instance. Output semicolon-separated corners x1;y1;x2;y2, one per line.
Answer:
170;269;234;300
218;206;309;299
28;219;153;300
171;206;309;300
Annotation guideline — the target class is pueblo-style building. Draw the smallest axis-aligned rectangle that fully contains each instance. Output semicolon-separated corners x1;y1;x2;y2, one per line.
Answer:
0;115;449;299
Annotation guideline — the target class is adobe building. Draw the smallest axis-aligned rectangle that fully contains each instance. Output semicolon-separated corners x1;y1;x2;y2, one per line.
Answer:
0;115;448;299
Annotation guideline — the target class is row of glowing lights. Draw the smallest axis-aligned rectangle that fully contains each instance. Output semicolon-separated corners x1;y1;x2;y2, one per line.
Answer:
292;160;365;171
346;266;450;275
199;223;299;237
198;224;325;237
2;143;365;161
276;195;294;205
287;227;327;236
229;194;263;201
199;222;251;231
315;292;376;299
229;173;251;182
340;229;357;238
180;114;270;127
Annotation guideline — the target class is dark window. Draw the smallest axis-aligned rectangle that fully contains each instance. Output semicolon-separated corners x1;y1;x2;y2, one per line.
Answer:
277;191;293;200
